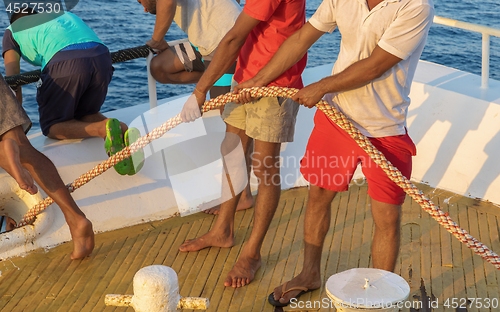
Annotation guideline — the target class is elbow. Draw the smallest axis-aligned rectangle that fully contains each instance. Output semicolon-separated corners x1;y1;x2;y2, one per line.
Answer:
219;37;245;57
366;65;389;81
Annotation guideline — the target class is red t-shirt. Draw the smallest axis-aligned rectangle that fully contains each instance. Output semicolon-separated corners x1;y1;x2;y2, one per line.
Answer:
233;0;307;89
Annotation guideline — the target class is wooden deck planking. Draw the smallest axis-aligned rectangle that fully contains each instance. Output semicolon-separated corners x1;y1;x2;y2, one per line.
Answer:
357;191;373;269
485;213;500;298
469;206;490;312
0;184;499;312
448;199;468;303
439;202;455;305
249;193;297;312
459;202;480;312
478;211;497;297
349;186;368;270
9;252;66;312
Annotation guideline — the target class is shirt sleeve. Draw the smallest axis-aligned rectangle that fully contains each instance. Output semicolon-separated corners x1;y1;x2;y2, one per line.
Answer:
2;29;21;58
244;0;282;21
308;0;337;33
378;3;434;60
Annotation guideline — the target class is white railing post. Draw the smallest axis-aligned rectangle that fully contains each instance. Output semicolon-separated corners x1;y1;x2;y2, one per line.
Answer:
146;51;158;108
433;16;500;89
481;33;490;89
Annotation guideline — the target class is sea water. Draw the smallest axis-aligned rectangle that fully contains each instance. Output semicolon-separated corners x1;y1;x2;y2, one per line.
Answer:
0;0;499;131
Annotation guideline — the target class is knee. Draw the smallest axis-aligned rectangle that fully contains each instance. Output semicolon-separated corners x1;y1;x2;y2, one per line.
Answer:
150;58;170;82
374;210;401;233
150;63;162;80
220;134;242;156
308;185;337;206
46;127;60;140
253;160;280;186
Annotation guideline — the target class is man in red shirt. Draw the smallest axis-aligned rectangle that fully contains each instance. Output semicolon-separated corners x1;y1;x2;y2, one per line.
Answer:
179;0;307;288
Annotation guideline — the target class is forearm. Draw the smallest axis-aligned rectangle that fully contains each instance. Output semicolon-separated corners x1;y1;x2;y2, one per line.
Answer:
319;46;403;94
3;50;23;104
152;0;176;42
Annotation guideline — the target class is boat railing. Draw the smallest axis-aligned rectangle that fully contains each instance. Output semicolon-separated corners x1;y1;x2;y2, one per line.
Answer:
433;15;500;89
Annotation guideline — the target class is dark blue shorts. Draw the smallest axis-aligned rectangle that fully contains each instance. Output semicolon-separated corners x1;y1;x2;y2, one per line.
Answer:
37;44;113;135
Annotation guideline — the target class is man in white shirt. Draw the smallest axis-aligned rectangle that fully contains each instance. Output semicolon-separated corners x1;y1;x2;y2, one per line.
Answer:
137;0;241;98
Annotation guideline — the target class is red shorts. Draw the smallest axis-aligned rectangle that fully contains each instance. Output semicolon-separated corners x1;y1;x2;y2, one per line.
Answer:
300;110;416;205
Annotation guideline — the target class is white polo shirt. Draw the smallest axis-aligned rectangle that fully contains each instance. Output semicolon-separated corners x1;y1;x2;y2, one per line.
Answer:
309;0;434;137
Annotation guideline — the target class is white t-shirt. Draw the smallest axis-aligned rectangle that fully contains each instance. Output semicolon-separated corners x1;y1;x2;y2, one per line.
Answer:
309;0;434;137
174;0;241;57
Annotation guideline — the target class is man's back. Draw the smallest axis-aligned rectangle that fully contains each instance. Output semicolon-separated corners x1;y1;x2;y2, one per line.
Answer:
6;12;102;69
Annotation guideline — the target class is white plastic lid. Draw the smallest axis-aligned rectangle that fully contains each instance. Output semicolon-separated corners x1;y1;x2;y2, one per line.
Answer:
325;268;410;309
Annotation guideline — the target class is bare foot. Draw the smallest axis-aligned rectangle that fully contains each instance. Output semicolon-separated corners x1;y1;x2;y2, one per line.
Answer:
203;192;254;215
0;139;38;194
179;231;234;252
224;254;262;288
271;272;321;306
68;217;95;260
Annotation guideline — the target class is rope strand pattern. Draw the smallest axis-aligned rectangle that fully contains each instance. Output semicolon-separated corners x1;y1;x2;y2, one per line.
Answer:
18;86;500;269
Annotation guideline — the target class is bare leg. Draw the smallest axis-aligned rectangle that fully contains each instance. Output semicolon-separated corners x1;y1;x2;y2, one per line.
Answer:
203;140;254;215
271;185;336;304
150;50;204;84
0;137;37;194
203;77;253;215
47;114;127;140
224;139;282;288
370;198;402;271
3;127;94;259
202;184;254;215
179;125;252;252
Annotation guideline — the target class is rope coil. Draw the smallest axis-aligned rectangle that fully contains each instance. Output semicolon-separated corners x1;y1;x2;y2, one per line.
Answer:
16;86;500;269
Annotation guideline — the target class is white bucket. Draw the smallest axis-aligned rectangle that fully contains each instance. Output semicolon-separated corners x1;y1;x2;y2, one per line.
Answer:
325;268;410;312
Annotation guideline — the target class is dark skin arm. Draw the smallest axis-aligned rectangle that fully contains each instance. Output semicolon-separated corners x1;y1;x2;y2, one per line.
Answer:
293;45;402;108
192;11;260;106
3;49;23;104
235;22;403;107
139;0;177;51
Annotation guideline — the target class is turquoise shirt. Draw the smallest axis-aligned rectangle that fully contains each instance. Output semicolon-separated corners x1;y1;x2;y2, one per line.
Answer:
8;12;102;70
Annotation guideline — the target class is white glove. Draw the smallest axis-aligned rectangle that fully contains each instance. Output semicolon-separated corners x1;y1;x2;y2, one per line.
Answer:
180;94;202;122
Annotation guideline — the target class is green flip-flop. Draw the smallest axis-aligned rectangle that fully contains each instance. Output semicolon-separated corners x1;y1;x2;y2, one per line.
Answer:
104;118;132;175
124;127;145;175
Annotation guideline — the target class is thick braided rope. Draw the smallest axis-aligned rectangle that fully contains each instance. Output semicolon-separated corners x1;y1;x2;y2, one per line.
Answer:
4;45;152;89
18;86;500;269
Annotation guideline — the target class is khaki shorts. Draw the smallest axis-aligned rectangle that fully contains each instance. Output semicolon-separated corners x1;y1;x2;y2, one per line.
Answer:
221;95;300;143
